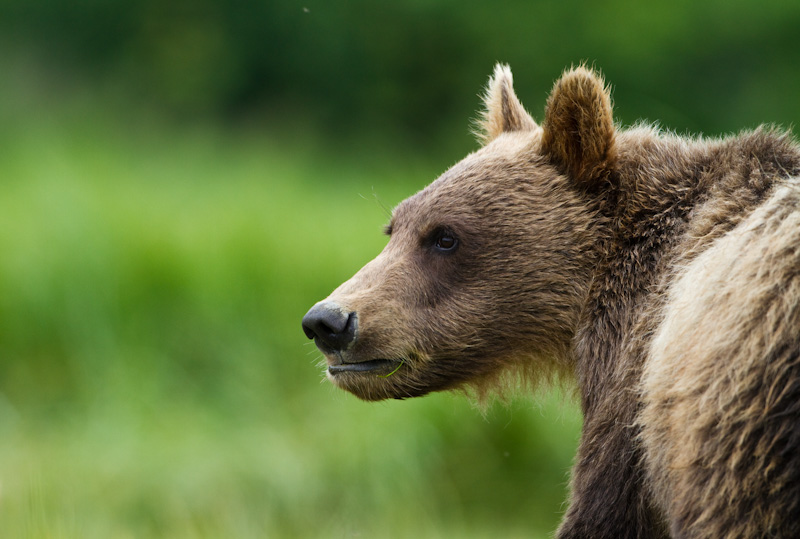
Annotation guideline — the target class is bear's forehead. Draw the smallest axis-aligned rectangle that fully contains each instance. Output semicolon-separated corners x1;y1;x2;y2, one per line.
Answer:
388;133;550;232
389;169;501;231
389;181;469;234
394;166;483;217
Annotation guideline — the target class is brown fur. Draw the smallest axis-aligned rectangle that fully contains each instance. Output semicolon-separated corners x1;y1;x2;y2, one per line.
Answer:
303;64;800;537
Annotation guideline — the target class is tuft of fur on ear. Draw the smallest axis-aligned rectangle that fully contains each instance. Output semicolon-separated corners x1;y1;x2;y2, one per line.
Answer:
475;63;538;144
542;66;617;189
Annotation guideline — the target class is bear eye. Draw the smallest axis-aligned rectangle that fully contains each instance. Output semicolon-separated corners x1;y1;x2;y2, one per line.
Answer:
434;233;458;252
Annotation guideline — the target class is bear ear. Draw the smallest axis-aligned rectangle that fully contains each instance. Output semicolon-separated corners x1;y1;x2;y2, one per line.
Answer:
542;66;617;189
475;64;538;144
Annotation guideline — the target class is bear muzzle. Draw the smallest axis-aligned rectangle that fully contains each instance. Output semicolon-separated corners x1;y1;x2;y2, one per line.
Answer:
302;300;406;377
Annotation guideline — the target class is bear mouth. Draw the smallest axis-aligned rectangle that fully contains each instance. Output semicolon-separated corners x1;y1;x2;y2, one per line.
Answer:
328;358;401;375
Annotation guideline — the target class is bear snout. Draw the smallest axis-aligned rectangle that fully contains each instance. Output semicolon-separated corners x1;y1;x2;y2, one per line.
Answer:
302;301;358;352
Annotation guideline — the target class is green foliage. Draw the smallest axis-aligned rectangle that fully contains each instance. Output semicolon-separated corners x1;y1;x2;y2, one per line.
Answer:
3;0;800;138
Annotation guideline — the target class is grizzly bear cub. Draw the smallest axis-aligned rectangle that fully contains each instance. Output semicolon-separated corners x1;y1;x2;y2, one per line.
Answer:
302;64;800;538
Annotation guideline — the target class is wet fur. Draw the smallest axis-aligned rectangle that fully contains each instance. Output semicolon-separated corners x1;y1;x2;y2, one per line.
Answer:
309;64;800;537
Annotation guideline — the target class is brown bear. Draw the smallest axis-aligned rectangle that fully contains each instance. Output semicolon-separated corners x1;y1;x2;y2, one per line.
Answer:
302;64;800;538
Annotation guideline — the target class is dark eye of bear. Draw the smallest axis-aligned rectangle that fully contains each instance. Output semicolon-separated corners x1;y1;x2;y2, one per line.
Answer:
434;233;458;252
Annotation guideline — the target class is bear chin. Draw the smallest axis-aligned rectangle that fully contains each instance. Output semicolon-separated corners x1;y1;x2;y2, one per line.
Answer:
326;371;406;401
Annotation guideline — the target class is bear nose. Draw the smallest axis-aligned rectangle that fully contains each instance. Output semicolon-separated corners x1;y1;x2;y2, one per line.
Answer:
302;302;358;352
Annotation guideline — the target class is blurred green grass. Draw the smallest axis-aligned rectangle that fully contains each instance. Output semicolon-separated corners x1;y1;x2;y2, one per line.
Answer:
0;98;581;537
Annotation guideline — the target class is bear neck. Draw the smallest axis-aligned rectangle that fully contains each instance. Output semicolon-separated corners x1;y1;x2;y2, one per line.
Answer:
573;125;800;417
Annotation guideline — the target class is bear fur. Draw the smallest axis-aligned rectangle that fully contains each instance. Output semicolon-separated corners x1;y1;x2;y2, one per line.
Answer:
302;64;800;538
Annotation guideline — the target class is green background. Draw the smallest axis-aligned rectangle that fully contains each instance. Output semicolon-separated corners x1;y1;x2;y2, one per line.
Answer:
1;1;799;537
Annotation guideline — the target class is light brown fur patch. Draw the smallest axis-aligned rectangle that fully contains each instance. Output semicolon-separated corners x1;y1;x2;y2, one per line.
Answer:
641;179;800;538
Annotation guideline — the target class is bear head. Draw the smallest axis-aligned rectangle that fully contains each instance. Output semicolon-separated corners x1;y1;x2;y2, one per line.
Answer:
303;65;616;401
